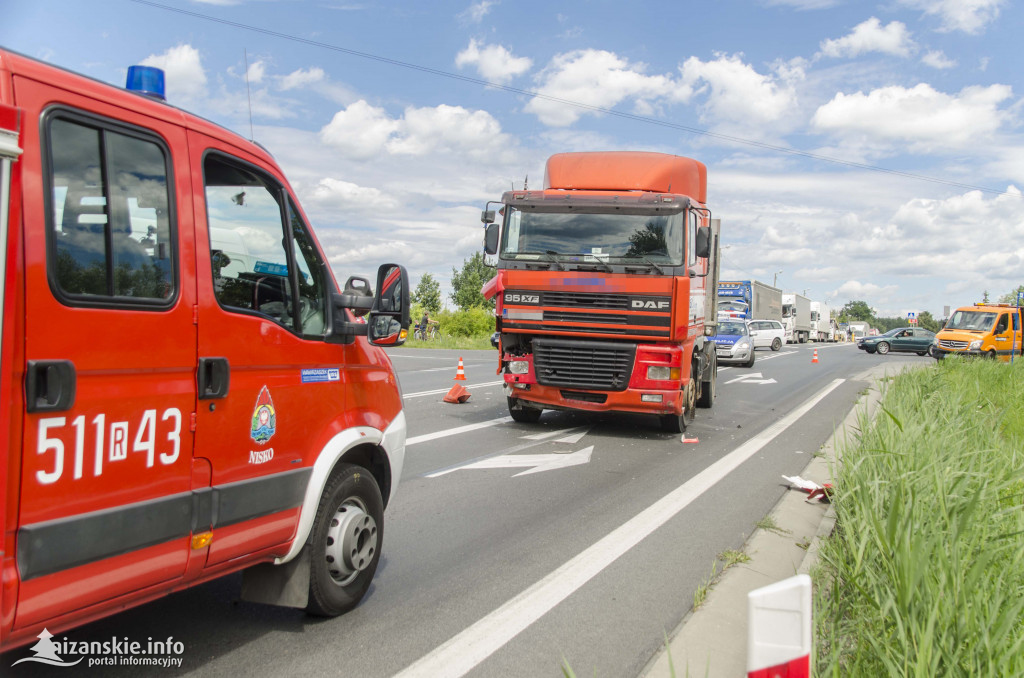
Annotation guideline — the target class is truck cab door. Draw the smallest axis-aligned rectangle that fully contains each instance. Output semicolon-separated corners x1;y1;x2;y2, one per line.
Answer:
15;89;196;629
992;313;1013;359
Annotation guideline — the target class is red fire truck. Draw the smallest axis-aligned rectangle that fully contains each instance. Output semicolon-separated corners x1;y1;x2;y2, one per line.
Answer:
0;48;410;651
483;151;720;433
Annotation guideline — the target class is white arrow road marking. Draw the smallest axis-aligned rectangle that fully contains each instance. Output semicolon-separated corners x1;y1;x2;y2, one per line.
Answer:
520;426;590;443
394;379;846;678
725;372;778;385
426;446;593;478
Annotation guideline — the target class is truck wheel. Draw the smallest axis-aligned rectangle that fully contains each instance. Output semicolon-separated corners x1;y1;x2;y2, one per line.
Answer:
661;377;696;433
771;338;782;351
697;355;716;409
876;342;890;355
508;396;542;423
306;464;383;617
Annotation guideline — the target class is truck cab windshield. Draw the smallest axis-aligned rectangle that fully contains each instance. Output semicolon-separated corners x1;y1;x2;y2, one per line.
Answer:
500;206;685;268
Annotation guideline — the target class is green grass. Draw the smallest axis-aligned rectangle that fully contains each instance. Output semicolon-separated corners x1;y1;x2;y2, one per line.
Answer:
815;358;1024;676
402;333;496;350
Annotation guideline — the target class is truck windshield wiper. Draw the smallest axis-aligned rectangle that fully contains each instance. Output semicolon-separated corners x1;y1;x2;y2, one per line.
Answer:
519;250;565;270
574;258;612;272
622;254;665;275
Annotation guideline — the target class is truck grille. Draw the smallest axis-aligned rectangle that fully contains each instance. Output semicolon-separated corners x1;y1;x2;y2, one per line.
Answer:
533;338;636;391
939;339;968;350
543;291;630;309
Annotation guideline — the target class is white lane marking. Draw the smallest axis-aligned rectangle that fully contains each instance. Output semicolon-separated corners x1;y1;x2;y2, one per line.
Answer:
404;381;505;398
388;353;495;362
406;417;513;446
427;446;594;478
520;426;588;442
394;378;846;678
754;351;797;361
725;372;778;385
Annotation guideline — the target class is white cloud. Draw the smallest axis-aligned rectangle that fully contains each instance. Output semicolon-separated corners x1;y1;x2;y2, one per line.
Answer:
677;54;803;134
140;44;207;104
921;50;956;69
279;67;325;90
524;49;674;126
319;100;401;160
246;59;265;84
818;18;915;59
458;0;497;24
811;83;1014;152
319;100;508;160
455;39;532;84
896;0;1005;34
308;178;398;212
830;280;899;300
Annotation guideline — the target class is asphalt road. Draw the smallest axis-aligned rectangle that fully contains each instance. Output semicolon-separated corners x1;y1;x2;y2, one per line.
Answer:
3;342;930;677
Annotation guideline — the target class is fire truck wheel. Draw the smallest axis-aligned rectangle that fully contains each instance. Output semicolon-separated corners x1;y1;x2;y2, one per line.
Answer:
771;338;782;351
661;377;696;433
508;396;542;423
306;464;384;617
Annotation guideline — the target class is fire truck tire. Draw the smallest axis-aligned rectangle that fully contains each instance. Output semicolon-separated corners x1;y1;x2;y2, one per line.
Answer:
697;356;715;409
771;338;782;351
508;396;542;423
661;377;696;433
306;463;384;617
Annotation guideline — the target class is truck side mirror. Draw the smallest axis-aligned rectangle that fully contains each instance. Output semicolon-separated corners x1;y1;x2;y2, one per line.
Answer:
695;226;711;259
367;264;411;346
484;223;499;255
481;209;495;224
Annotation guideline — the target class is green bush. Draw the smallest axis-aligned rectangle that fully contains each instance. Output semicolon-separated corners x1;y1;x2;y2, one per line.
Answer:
437;307;495;338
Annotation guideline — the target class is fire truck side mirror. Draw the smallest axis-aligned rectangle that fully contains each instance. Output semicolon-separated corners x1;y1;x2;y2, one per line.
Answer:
367;264;411;346
484;223;499;255
695;226;711;259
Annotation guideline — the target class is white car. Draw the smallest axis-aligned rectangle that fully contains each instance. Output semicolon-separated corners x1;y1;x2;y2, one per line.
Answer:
747;319;786;351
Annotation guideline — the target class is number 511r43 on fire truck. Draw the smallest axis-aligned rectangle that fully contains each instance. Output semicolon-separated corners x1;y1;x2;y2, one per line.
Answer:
0;48;411;651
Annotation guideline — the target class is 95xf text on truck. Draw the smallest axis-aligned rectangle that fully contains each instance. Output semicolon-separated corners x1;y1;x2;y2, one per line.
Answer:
482;151;720;433
0;49;411;652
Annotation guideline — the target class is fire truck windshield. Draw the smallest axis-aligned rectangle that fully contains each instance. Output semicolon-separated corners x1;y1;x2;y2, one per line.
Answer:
500;207;686;266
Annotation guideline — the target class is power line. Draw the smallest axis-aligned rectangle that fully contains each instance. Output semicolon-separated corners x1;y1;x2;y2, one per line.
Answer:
130;0;1016;198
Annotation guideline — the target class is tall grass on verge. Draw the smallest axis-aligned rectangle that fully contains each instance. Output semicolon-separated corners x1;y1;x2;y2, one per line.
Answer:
815;359;1024;677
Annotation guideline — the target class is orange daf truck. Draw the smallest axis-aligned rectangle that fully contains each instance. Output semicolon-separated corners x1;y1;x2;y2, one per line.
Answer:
933;302;1023;361
0;48;411;652
482;151;720;433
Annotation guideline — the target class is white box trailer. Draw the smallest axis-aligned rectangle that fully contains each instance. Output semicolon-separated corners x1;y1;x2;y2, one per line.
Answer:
809;301;836;342
782;293;812;343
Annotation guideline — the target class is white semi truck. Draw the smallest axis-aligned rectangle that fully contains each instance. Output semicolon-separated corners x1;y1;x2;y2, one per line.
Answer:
782;293;812;343
809;301;837;342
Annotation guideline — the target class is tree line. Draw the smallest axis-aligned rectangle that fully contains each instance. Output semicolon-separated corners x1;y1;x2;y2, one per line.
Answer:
837;285;1023;334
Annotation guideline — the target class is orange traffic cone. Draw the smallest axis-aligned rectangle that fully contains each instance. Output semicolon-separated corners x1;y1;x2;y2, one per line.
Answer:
443;383;471;404
454;357;467;381
812;349;819;364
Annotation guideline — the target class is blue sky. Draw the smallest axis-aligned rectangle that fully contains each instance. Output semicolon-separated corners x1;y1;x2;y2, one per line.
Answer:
4;0;1023;318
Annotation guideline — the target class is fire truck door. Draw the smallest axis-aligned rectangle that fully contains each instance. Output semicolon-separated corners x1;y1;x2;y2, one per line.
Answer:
15;90;196;628
189;137;342;567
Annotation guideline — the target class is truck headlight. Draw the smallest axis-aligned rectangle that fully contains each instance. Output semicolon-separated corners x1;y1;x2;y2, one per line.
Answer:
509;360;530;374
969;340;982;351
647;366;681;381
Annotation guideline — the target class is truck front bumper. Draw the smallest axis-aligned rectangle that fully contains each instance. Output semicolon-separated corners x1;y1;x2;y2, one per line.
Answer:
505;382;684;416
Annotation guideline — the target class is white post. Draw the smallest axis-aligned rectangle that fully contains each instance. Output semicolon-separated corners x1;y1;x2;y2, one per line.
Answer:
747;573;811;677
